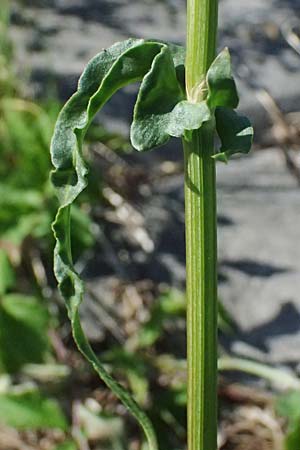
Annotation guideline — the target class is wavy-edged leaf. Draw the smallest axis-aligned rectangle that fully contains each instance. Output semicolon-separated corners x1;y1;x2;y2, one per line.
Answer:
207;48;239;109
214;107;253;163
51;38;189;450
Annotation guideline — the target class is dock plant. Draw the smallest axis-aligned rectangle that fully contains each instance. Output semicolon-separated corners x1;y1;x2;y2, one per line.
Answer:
50;0;253;449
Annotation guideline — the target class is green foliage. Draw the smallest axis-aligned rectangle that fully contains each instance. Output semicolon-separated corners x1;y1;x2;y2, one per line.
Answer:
131;44;211;150
104;348;149;406
137;289;185;348
276;391;300;450
101;289;188;450
0;97;95;254
205;49;253;162
0;249;15;295
0;0;14;96
0;389;67;430
54;441;77;450
52;39;177;204
214;107;253;163
0;294;50;373
50;38;182;450
207;48;239;109
51;35;253;450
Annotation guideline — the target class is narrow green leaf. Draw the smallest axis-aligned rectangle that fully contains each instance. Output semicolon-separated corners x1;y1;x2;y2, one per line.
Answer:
207;48;239;109
214;107;253;162
0;389;67;430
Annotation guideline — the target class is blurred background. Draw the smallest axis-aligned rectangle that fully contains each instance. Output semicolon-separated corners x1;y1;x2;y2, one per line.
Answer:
1;0;300;449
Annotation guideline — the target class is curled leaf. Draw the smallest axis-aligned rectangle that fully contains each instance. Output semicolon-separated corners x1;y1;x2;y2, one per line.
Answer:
130;44;183;150
131;45;211;151
51;38;187;450
131;93;211;151
213;107;253;162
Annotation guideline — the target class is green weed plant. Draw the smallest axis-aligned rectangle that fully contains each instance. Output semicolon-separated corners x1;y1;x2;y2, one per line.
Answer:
50;1;252;448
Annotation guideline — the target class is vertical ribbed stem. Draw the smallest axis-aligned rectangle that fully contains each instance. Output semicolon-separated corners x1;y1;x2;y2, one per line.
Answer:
186;0;218;102
184;1;219;450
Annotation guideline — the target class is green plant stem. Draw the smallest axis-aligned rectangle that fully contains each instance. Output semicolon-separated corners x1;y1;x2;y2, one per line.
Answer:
186;0;218;103
185;1;219;450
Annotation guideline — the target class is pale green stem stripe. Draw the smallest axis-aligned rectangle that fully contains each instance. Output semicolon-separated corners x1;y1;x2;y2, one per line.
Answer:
185;1;219;450
184;124;218;450
186;0;218;102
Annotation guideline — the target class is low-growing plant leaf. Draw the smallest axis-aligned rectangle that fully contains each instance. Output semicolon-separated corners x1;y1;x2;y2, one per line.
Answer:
51;38;190;450
54;441;77;450
276;391;300;420
285;430;300;450
276;391;300;450
138;290;185;348
0;185;43;210
0;294;49;373
0;389;67;430
0;249;15;295
2;211;51;244
214;107;253;162
207;48;239;109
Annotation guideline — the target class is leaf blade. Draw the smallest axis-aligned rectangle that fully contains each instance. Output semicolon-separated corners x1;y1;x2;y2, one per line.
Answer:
207;48;239;109
51;39;176;450
131;46;210;151
214;107;253;162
